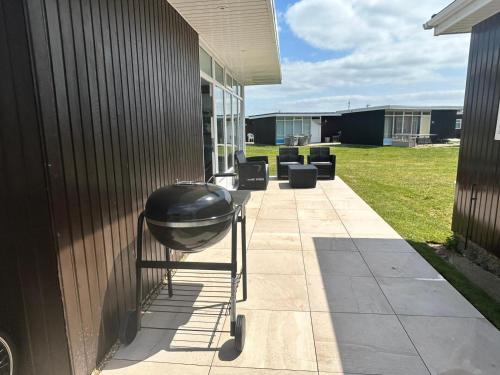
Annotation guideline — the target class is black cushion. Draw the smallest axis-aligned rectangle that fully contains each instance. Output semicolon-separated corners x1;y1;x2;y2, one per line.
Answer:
279;147;299;162
310;147;331;162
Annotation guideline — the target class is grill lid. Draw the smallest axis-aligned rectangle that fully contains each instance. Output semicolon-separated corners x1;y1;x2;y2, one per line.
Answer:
144;182;234;225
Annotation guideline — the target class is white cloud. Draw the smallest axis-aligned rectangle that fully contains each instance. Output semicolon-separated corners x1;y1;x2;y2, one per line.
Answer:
285;0;444;51
246;0;470;115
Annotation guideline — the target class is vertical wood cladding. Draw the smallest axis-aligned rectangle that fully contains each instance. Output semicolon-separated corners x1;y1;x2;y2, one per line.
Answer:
2;0;203;374
0;1;72;374
336;110;385;146
430;110;459;140
453;12;500;258
248;117;277;145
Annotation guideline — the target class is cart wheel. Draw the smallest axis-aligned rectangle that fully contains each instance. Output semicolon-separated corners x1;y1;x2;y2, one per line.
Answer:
120;310;139;345
0;330;15;375
234;315;246;352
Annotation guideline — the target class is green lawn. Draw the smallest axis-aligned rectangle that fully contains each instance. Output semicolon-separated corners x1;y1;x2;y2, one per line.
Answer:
247;144;500;327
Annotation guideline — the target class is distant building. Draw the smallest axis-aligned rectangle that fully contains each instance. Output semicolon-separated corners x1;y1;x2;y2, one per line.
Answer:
246;106;462;146
246;112;338;145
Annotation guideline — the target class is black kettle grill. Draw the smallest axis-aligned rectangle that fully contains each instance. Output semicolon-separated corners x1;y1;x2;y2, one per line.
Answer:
144;182;234;252
121;180;249;352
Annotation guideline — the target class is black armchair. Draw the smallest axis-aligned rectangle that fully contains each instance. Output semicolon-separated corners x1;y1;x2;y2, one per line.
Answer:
307;147;336;179
276;147;304;180
234;150;269;190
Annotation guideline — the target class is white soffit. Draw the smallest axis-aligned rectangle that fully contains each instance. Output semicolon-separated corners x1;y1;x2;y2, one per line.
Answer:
424;0;500;35
169;0;281;86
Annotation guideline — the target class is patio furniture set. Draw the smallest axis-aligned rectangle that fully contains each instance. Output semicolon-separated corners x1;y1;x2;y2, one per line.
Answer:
234;146;336;190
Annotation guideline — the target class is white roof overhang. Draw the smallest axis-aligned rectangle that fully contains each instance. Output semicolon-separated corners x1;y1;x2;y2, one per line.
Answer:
169;0;281;86
423;0;500;35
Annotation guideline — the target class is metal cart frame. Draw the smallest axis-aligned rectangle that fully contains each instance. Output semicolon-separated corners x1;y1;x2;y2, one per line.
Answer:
121;190;249;352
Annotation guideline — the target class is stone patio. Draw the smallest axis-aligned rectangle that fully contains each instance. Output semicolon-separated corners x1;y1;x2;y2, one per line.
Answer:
101;178;500;375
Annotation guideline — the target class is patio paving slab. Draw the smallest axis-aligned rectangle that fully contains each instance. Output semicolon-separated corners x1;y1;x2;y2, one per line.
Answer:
378;277;484;318
260;198;296;208
399;316;500;375
353;237;416;253
248;232;302;251
300;233;357;251
238;274;309;311
210;367;316;375
101;360;210;374
213;309;317;372
362;252;441;278
257;208;298;220
311;312;429;375
297;209;340;220
263;191;295;200
299;219;348;234
302;251;371;276
112;326;220;366
253;219;299;233
247;250;304;275
296;200;334;209
306;274;393;314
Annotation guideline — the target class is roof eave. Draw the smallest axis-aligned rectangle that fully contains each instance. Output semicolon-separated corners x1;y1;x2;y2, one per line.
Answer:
424;0;500;35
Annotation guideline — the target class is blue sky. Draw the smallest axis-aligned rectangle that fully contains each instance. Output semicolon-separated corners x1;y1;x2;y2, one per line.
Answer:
245;0;470;115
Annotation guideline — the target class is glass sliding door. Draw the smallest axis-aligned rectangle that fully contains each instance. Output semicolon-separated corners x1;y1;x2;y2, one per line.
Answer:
303;117;311;136
215;86;225;172
225;92;234;169
199;46;244;173
285;118;293;138
383;114;393;145
201;78;214;181
403;115;412;134
293;117;302;135
276;117;285;144
233;97;239;151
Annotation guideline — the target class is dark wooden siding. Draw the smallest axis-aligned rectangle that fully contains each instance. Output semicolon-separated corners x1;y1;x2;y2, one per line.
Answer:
453;12;500;258
321;115;343;142
335;110;385;146
0;1;72;374
430;110;459;140
1;0;203;374
248;117;277;145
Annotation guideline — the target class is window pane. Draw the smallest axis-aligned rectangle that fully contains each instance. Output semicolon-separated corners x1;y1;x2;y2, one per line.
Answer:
199;47;212;77
226;73;232;88
215;62;224;84
276;121;285;144
215;86;225;172
455;119;462;129
285;119;293;136
412;116;420;134
232;79;238;93
394;116;403;134
293;118;302;135
403;116;412;134
303;117;311;135
225;92;233;169
233;96;239;151
384;116;393;138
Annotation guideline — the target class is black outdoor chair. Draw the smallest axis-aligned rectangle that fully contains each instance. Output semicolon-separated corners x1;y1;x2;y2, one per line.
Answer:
307;147;336;179
234;150;269;190
276;147;304;180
